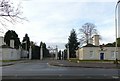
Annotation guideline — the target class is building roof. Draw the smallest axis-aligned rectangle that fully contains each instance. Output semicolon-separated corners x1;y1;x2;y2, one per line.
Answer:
104;43;115;47
83;44;98;47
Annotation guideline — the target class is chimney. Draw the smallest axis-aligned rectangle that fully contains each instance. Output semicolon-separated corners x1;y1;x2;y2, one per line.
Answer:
93;35;99;46
10;39;14;48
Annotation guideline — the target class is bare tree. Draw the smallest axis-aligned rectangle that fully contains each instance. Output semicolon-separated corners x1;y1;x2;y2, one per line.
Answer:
0;0;25;33
79;22;98;45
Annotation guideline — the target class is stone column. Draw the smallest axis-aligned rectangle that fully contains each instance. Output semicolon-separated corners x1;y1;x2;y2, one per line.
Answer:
62;51;64;60
29;46;32;60
10;39;14;48
18;46;21;59
55;46;58;60
40;45;43;60
67;45;69;60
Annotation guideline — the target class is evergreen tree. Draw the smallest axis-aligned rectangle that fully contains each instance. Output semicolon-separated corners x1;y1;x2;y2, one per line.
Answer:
117;38;120;47
106;37;120;47
22;34;30;51
63;49;67;60
58;50;61;60
66;29;79;58
4;30;20;49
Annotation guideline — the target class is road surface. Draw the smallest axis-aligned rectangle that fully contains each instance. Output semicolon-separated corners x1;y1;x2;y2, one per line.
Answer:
2;60;120;80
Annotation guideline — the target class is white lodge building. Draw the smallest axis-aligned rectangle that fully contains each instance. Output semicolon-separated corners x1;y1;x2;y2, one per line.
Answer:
76;35;120;60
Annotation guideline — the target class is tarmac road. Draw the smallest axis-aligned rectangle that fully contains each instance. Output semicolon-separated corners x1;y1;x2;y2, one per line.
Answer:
2;60;120;80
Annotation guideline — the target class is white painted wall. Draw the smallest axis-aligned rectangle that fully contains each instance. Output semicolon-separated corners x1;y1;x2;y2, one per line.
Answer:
104;47;115;60
1;48;20;60
0;36;28;60
0;48;28;60
79;48;84;60
82;47;100;60
21;50;28;58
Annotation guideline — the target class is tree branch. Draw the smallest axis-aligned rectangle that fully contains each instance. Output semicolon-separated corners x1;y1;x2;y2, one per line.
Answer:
0;0;26;28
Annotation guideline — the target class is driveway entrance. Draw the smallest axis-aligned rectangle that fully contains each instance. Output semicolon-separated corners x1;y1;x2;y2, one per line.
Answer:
32;46;40;59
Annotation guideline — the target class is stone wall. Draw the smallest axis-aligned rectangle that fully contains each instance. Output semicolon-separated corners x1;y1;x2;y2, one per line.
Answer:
0;48;28;60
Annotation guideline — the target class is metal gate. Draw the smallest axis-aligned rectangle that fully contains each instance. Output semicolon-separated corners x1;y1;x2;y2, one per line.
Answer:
32;46;40;59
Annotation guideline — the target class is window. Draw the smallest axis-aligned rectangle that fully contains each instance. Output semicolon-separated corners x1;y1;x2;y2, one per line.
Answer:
90;51;94;58
111;51;115;58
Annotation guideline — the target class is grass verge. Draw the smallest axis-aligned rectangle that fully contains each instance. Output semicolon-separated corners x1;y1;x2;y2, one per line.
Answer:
68;58;120;63
0;60;20;62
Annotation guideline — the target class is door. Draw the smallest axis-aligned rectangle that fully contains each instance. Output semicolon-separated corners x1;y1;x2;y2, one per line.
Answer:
100;53;104;60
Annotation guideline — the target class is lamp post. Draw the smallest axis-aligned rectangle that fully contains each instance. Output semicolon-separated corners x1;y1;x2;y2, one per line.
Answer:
115;0;120;64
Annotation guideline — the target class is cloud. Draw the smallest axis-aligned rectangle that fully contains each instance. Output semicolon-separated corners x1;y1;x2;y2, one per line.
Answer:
100;30;115;44
46;42;66;51
22;0;117;3
8;1;117;50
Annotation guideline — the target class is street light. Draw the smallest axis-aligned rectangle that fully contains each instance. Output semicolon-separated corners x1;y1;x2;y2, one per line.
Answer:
115;0;120;64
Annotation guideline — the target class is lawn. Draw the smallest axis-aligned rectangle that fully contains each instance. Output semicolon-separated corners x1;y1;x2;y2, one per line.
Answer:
0;60;20;62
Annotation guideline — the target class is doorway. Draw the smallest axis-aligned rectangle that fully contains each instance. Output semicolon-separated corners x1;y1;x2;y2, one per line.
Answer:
100;53;104;60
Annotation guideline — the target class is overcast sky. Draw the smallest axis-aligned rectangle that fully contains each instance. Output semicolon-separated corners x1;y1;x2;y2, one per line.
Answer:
0;0;119;50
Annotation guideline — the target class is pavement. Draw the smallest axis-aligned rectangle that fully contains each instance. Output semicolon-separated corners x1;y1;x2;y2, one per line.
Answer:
0;59;32;66
1;59;120;69
48;60;120;69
